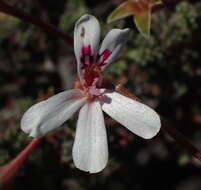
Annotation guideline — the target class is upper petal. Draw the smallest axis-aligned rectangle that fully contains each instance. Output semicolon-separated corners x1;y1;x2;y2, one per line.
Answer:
101;91;161;139
72;101;108;173
21;89;87;137
98;28;129;70
74;14;101;84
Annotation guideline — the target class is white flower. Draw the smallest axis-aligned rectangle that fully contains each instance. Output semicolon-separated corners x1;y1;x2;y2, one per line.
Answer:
21;14;161;173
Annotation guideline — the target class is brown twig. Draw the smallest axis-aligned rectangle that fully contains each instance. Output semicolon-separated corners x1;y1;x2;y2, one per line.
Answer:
161;118;201;161
0;0;73;45
28;0;49;21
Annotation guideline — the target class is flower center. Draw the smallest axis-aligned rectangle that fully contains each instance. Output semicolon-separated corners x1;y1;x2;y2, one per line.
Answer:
80;45;112;90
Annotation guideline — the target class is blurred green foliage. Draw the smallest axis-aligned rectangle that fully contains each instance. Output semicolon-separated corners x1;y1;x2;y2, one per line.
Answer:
0;0;201;190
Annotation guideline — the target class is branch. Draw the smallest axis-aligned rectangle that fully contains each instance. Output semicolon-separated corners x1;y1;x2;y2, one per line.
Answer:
0;0;73;45
161;118;201;161
0;138;42;187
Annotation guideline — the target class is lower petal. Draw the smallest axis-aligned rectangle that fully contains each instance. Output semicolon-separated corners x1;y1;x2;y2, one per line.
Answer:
72;101;108;173
101;90;161;139
21;89;86;137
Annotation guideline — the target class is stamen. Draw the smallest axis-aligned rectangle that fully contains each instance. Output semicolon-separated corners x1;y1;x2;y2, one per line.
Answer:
83;64;101;87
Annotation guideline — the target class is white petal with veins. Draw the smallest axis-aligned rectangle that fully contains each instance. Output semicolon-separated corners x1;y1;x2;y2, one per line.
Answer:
101;91;161;139
74;14;100;83
73;101;108;173
99;28;130;70
21;89;87;137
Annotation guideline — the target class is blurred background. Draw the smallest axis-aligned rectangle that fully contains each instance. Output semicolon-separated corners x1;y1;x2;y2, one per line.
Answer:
0;0;201;189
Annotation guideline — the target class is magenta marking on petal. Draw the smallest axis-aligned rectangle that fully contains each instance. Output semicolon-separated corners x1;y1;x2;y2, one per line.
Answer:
80;45;94;70
82;45;92;56
97;49;112;67
101;49;112;62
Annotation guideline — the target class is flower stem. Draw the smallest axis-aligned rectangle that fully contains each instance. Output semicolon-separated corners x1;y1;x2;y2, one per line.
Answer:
0;138;42;187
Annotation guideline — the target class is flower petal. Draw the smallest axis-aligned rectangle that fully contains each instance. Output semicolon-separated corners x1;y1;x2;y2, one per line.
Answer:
101;91;161;139
74;14;101;84
98;28;129;70
72;101;108;173
21;89;87;137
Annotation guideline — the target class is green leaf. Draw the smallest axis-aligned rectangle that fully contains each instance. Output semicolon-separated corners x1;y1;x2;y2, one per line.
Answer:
153;0;162;4
107;0;163;38
107;1;137;23
134;10;151;38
